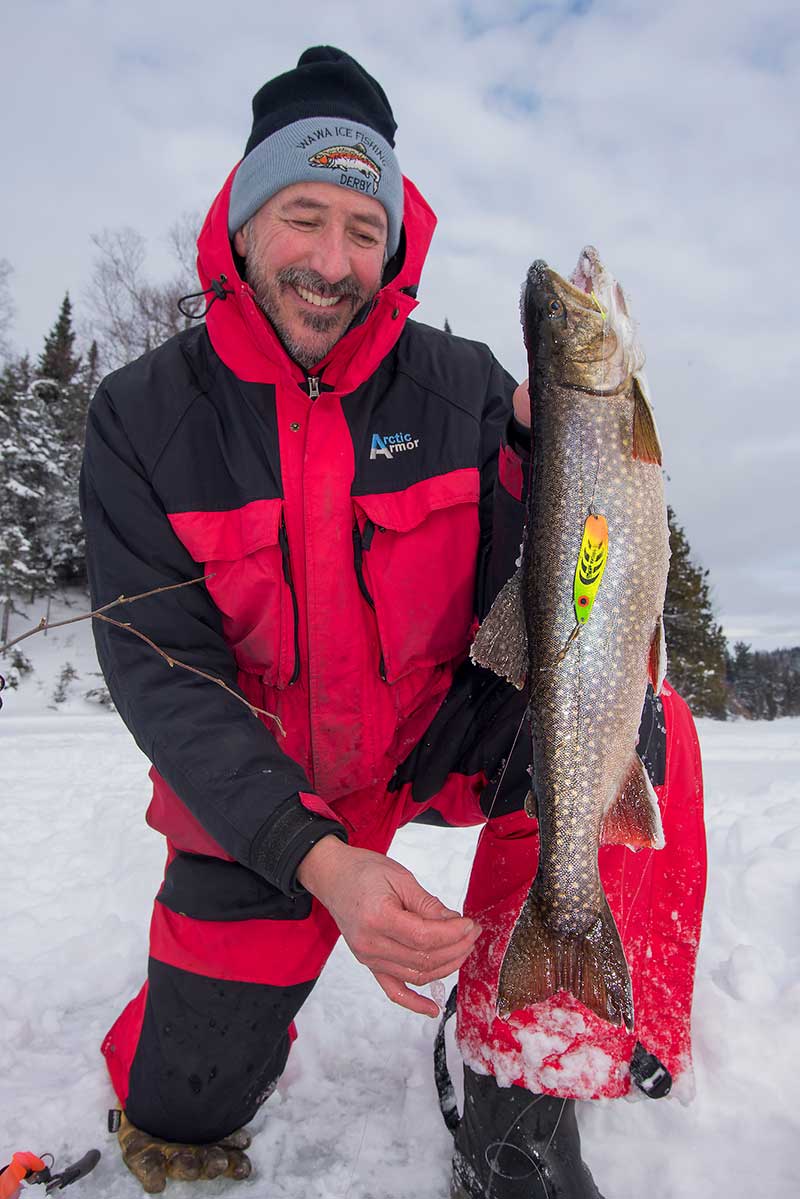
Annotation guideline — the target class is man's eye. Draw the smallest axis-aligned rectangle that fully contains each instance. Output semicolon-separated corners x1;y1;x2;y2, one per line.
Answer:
352;231;378;247
291;220;318;230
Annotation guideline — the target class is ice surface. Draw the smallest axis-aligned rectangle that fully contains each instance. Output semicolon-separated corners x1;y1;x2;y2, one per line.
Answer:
1;593;798;1194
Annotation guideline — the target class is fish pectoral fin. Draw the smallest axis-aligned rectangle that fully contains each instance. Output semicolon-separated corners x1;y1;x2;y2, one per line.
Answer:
470;566;528;689
649;614;667;694
601;755;665;850
632;374;663;465
497;885;634;1033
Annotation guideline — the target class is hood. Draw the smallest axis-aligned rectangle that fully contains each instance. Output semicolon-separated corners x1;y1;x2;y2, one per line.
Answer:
196;166;437;395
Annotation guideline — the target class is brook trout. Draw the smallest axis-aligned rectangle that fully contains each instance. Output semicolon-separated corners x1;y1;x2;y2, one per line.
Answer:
472;246;669;1031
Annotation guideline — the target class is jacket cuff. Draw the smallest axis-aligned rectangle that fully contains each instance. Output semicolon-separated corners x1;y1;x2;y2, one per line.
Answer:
249;793;348;896
507;414;532;456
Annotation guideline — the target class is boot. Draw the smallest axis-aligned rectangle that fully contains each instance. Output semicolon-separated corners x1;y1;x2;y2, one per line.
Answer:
116;1112;252;1193
450;1066;605;1199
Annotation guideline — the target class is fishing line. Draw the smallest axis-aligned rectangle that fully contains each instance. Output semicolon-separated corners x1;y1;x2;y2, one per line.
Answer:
484;1141;549;1197
447;704;529;959
481;1093;568;1198
619;762;671;942
619;850;655;943
543;1095;566;1155
343;1112;371;1199
482;705;529;824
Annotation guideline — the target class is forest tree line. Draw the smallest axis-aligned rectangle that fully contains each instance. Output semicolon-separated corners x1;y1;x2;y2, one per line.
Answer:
0;234;797;720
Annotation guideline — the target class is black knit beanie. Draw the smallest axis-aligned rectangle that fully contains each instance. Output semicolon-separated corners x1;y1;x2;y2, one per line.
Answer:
228;46;403;255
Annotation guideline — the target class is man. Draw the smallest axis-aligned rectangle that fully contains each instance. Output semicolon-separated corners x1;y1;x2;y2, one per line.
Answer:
81;47;706;1197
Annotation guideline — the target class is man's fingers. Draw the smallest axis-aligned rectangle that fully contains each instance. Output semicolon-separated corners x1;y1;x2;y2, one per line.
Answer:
403;887;462;920
369;944;478;986
373;970;441;1018
386;907;480;954
361;924;481;978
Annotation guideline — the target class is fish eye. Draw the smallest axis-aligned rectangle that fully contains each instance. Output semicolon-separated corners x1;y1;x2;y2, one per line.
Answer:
547;298;563;318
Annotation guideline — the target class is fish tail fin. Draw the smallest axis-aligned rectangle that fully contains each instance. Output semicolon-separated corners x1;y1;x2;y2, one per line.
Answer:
601;755;665;850
470;566;528;688
497;884;634;1032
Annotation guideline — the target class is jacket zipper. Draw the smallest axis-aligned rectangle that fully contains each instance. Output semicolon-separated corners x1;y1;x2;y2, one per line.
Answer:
278;512;301;685
307;375;320;399
352;518;387;681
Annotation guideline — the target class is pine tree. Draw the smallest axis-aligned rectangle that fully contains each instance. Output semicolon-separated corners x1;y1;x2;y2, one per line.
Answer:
444;317;453;334
663;506;728;718
0;356;61;612
726;643;800;719
37;293;81;388
34;295;93;585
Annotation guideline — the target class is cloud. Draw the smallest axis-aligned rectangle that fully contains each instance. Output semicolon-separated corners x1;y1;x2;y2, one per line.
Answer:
1;0;797;650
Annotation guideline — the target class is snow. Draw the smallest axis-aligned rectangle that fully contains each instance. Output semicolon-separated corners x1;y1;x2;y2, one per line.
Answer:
1;594;797;1195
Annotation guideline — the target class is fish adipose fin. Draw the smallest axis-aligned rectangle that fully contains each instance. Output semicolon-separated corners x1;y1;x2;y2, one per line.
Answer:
497;883;634;1032
648;614;667;694
470;567;528;689
601;755;665;850
632;374;663;465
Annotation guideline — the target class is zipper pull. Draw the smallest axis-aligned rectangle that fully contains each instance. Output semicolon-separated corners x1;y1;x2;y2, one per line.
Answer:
307;376;320;399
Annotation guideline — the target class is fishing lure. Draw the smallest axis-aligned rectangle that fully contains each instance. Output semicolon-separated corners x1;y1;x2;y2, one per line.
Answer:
573;513;609;624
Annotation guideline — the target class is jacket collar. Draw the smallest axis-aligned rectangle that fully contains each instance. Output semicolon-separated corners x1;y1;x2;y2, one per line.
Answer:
197;168;437;395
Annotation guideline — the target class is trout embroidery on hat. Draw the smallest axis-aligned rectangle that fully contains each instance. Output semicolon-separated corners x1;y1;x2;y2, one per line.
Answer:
308;144;382;195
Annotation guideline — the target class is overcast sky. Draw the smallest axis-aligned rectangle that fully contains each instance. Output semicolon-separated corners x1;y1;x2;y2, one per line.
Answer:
2;0;797;650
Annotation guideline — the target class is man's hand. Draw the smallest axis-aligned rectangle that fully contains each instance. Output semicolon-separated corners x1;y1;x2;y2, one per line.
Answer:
297;836;481;1017
513;378;531;428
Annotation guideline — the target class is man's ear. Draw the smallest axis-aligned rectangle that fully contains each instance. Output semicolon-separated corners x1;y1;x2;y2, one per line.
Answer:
233;225;248;257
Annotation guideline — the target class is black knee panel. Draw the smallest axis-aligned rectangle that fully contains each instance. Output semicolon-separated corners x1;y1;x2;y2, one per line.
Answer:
126;959;315;1143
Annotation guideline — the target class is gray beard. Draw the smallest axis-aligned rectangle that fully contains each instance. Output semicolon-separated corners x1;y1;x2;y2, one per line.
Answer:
245;263;370;371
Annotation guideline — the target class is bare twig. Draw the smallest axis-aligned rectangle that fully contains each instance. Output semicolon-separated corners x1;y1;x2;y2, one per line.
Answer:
0;576;286;737
0;576;213;653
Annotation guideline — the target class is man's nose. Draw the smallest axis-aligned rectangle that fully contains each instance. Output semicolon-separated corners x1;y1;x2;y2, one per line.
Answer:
307;225;350;284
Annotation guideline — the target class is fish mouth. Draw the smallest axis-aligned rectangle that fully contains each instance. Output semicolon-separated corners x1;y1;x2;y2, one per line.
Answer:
524;246;644;388
534;246;627;315
569;245;604;299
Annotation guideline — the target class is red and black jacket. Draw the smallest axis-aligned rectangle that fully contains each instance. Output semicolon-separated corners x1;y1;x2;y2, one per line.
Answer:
80;169;527;895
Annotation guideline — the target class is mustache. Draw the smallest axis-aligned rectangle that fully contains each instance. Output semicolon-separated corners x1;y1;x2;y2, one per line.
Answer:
276;267;365;305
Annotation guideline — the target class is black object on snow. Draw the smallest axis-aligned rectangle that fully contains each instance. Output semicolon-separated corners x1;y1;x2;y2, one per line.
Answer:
630;1041;673;1099
434;983;460;1134
45;1150;101;1192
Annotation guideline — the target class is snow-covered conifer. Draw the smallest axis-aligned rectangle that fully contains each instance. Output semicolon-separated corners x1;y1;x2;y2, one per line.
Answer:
663;507;729;718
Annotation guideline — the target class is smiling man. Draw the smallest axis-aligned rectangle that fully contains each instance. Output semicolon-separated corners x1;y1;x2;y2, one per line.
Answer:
236;182;388;368
81;45;705;1199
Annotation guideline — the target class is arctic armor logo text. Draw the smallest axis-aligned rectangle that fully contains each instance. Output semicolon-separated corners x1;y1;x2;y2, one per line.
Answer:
370;432;420;461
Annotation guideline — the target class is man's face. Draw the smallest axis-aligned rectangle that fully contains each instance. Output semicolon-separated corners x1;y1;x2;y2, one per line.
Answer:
234;181;389;370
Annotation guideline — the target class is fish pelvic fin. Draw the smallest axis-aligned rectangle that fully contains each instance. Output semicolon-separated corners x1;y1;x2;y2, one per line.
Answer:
497;883;634;1032
470;566;528;689
649;614;667;694
632;374;663;465
601;754;665;850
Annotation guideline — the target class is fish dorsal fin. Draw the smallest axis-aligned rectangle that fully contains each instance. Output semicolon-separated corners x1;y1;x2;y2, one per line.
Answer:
601;754;665;850
649;614;667;695
632;374;663;465
354;142;367;153
470;566;528;689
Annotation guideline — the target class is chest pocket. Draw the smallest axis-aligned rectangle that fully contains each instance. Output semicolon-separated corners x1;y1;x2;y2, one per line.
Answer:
352;470;480;683
168;498;299;689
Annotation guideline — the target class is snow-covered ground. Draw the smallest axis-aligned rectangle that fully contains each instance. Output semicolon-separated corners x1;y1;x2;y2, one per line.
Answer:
1;595;797;1195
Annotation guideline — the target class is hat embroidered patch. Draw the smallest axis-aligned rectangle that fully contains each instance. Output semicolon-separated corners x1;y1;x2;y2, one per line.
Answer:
308;143;382;195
